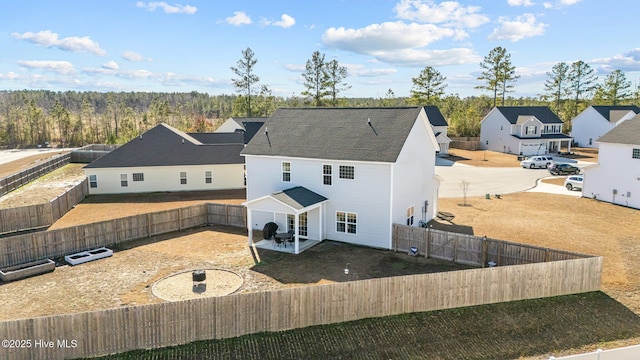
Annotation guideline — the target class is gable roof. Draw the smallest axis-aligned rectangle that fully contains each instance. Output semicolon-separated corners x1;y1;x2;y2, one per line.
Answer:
230;117;267;128
271;186;328;210
597;114;640;145
85;123;244;168
591;105;640;121
423;106;448;127
496;106;563;124
241;107;425;163
188;132;244;144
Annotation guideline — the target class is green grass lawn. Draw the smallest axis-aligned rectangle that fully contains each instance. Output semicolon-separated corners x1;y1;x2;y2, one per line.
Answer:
88;291;640;360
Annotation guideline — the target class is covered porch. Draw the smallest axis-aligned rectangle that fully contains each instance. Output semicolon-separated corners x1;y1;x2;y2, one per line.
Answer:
244;186;328;254
544;134;573;154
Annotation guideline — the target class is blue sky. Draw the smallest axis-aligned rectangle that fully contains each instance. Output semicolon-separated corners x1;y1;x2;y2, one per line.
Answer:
1;0;639;99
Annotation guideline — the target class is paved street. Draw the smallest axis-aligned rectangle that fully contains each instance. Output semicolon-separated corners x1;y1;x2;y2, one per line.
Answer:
435;157;594;198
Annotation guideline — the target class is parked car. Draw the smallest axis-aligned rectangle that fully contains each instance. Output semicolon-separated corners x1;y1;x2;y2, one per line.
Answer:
520;156;554;169
549;163;580;175
564;175;583;190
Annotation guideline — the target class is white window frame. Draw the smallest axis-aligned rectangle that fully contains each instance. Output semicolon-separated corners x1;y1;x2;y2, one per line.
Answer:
205;170;212;184
180;171;187;185
525;125;537;135
132;173;144;182
120;174;128;187
287;213;308;237
406;206;414;226
338;165;354;180
633;148;640;159
282;161;291;182
89;174;97;188
323;164;332;185
336;211;357;234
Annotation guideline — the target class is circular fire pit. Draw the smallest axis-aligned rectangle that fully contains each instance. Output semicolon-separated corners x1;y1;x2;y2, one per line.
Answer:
152;269;243;301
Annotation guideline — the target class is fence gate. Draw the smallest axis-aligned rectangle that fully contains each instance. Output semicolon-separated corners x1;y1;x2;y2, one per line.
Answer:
429;232;455;261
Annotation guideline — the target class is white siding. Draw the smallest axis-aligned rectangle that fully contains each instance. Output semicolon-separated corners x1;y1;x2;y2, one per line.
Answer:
245;155;392;249
571;108;636;148
582;143;640;209
84;164;244;195
392;111;439;239
480;109;520;154
214;119;243;133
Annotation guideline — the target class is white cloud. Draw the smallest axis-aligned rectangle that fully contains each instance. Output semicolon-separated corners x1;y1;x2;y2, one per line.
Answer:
122;50;150;62
373;48;481;67
17;60;75;75
394;0;490;28
323;22;467;54
507;0;535;6
102;61;119;70
542;0;581;8
0;72;20;80
135;1;197;14
344;64;397;77
272;14;296;28
591;48;640;72
488;14;547;42
226;11;252;26
11;30;106;56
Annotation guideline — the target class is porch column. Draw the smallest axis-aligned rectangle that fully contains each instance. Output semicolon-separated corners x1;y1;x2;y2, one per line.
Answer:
319;204;323;241
567;140;571;153
247;208;253;246
294;211;300;254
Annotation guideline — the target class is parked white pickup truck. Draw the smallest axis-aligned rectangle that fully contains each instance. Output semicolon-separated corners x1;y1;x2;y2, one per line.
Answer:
520;155;554;169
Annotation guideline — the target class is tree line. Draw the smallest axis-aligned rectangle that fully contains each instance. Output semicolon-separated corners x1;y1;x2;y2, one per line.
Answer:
1;46;638;148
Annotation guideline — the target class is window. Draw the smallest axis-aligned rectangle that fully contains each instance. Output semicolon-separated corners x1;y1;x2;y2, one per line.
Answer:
89;175;97;188
132;173;144;182
336;211;357;234
339;165;354;179
406;206;414;226
282;162;291;182
323;164;332;185
180;172;187;185
120;174;128;187
633;148;640;159
205;171;212;184
287;213;308;237
525;126;537;135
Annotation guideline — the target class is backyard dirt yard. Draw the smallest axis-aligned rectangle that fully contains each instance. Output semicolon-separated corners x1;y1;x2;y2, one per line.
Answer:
0;150;70;178
445;147;598;167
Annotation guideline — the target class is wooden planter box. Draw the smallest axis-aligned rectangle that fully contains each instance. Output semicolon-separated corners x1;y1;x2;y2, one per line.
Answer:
65;247;113;266
0;259;55;282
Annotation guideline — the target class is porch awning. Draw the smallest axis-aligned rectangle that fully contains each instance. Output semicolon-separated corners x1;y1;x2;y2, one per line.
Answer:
244;186;328;213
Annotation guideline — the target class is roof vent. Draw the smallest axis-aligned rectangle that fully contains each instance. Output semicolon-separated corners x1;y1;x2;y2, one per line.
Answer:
182;138;185;144
139;134;143;140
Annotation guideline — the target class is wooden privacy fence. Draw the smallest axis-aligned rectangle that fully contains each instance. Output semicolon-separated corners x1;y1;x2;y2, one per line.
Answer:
0;203;246;267
0;179;89;235
0;152;70;196
392;224;591;266
0;256;601;360
70;144;119;163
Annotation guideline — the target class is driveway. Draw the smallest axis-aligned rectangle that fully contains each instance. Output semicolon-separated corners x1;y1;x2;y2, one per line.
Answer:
435;157;592;198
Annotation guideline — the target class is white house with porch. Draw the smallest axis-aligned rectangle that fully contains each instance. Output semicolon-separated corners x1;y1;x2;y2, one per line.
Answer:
241;107;441;254
424;106;451;155
571;105;640;148
480;106;572;156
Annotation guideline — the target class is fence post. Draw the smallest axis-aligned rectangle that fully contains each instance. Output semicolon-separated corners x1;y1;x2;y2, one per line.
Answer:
545;248;550;262
426;227;431;258
147;213;152;237
178;208;183;231
482;236;488;268
225;204;230;226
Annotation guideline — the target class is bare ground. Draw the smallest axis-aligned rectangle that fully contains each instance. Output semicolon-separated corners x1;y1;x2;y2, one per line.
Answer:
445;147;598;167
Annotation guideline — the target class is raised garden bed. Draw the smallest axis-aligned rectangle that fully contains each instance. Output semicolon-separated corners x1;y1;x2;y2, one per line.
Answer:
65;247;113;266
0;259;55;282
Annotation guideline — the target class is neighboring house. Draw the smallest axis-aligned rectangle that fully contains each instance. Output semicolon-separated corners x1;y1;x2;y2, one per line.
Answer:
241;107;441;254
480;106;572;156
571;105;640;148
424;106;451;155
84;123;245;195
215;117;267;144
582;115;640;210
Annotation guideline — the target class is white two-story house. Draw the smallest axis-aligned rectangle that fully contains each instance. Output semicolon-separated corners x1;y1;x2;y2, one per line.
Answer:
571;105;640;147
582;115;640;209
480;106;572;156
241;107;441;254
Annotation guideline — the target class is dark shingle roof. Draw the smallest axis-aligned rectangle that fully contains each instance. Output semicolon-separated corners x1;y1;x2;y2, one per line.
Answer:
230;117;267;128
423;106;448;127
496;106;563;124
241;107;423;162
597;115;640;145
188;132;244;144
271;186;328;210
242;122;266;144
591;105;640;121
85;123;244;168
